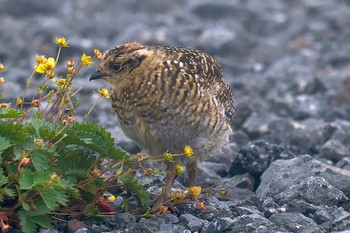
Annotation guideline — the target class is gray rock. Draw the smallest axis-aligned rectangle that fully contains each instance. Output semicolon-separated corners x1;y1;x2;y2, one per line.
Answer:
206;197;233;218
275;176;348;206
257;155;350;198
157;224;186;233
222;173;256;191
235;206;262;216
114;213;136;229
229;214;273;233
179;214;207;232
237;140;286;175
128;218;160;233
202;217;234;233
38;229;59;233
269;213;322;233
286;199;319;215
321;139;350;161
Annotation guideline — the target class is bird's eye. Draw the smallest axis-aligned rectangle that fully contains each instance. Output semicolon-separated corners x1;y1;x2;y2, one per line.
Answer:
111;63;123;73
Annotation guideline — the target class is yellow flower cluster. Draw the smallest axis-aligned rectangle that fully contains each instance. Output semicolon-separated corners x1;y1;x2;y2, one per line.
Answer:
94;49;103;59
98;88;110;98
35;57;56;77
55;37;69;47
81;53;93;66
184;145;194;157
0;77;5;85
188;186;201;199
0;63;6;70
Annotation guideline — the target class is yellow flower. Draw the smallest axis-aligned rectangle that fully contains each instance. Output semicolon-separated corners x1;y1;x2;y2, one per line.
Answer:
55;37;69;47
34;138;43;147
57;78;66;86
99;88;110;98
35;55;47;64
176;164;183;175
16;97;23;105
35;57;56;74
94;49;103;59
0;63;6;70
81;53;93;66
184;145;194;157
188;186;202;199
0;77;5;85
164;151;173;162
107;195;116;201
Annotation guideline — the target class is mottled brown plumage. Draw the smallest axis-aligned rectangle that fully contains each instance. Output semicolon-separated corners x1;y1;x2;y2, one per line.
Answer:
90;42;234;209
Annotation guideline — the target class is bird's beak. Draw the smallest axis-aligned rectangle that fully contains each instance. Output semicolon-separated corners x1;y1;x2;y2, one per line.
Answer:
89;71;107;81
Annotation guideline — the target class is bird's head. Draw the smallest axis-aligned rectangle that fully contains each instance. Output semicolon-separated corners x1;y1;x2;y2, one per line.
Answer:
89;42;148;87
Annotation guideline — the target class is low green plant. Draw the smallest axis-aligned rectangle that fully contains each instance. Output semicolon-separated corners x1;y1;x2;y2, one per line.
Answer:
0;37;150;233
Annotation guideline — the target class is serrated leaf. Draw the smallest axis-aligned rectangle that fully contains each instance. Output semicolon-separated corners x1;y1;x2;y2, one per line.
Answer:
31;149;50;171
24;119;65;140
0;108;23;118
29;215;51;228
0;136;12;156
0;122;27;143
40;188;68;210
19;170;51;190
120;174;150;207
64;122;128;160
18;210;38;233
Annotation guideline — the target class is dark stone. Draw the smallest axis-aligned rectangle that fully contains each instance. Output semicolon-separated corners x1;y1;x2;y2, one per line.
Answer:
257;155;350;198
206;197;232;218
336;157;350;171
275;176;348;207
157;224;186;233
234;206;262;216
269;213;322;233
202;217;234;233
286;199;319;216
228;214;273;233
261;197;280;219
179;214;207;232
222;173;255;191
320;139;350;162
236;140;285;175
129;218;160;233
288;119;337;155
114;213;136;229
313;208;333;224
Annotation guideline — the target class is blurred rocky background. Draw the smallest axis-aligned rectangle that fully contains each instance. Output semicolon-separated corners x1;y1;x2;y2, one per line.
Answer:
2;0;350;232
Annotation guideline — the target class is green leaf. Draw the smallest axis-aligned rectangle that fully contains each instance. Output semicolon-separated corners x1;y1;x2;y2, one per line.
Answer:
64;122;127;160
24;119;64;140
120;174;150;208
0;108;23;118
0;136;12;156
18;210;37;233
0;122;27;143
19;170;51;190
31;149;50;171
40;188;68;210
18;204;52;233
30;215;51;228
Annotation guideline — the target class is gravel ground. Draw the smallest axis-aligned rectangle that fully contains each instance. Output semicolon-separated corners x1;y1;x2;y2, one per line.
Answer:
2;0;350;232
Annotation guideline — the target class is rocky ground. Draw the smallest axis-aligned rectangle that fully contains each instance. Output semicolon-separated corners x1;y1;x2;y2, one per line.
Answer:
2;0;350;232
